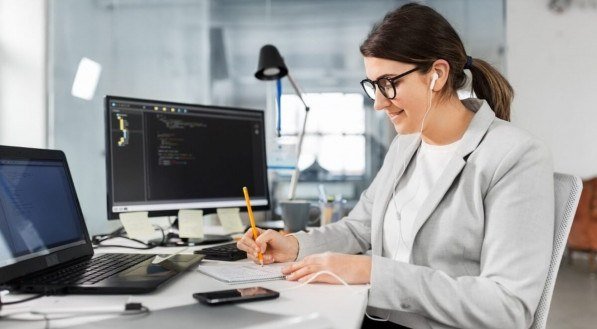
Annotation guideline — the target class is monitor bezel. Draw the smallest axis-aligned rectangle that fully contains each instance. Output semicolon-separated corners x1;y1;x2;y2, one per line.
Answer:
104;95;271;220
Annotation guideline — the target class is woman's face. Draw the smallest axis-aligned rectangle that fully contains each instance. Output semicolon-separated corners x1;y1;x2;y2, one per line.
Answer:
363;57;430;134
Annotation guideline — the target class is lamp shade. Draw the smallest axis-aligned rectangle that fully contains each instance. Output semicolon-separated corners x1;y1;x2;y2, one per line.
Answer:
255;45;288;80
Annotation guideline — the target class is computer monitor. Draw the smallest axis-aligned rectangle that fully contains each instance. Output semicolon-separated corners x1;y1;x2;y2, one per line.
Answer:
104;95;270;220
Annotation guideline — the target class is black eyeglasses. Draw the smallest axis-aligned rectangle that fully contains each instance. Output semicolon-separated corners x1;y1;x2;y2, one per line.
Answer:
360;67;419;100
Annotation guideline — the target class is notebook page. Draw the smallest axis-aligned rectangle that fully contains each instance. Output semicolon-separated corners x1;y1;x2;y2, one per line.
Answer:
197;263;287;284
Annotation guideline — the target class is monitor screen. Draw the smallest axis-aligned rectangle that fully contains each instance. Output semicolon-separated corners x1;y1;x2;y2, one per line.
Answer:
105;96;270;219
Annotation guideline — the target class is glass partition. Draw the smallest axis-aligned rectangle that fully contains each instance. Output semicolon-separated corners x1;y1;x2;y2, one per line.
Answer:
49;0;506;234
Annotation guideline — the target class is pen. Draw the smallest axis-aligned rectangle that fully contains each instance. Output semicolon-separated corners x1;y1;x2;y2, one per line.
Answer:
242;186;264;266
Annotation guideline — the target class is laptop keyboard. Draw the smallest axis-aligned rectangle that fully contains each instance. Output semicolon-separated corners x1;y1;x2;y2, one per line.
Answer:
25;253;155;286
196;242;247;261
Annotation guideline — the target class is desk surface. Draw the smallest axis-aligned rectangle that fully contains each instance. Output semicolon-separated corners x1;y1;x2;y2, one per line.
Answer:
0;238;369;329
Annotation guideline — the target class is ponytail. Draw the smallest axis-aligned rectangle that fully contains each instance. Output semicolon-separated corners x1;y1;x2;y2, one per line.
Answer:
468;58;514;121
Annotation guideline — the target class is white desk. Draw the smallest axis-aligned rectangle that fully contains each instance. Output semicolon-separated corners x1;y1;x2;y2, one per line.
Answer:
0;241;369;329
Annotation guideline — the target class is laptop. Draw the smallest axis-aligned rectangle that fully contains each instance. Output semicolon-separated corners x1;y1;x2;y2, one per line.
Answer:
0;145;204;294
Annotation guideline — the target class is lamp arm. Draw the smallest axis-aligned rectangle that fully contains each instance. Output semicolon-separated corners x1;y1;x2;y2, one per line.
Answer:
287;106;309;200
285;72;309;200
286;72;309;111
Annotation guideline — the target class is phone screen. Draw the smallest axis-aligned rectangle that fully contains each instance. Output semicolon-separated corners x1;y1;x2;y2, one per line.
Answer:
193;287;279;305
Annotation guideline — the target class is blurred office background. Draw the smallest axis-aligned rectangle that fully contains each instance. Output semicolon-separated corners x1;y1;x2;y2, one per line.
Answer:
0;1;596;327
0;0;509;235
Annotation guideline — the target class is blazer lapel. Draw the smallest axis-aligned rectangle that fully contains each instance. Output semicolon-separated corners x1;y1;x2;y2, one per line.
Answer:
372;133;421;256
410;99;496;240
410;156;466;239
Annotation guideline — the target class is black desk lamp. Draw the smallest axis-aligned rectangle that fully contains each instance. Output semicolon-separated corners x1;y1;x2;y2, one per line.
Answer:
255;44;310;200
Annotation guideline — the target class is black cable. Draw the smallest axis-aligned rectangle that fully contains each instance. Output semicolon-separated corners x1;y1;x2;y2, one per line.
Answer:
91;225;165;250
93;243;157;250
92;238;158;250
0;293;45;308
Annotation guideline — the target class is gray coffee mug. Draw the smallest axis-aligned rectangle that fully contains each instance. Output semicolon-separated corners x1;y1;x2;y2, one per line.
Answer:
280;200;311;232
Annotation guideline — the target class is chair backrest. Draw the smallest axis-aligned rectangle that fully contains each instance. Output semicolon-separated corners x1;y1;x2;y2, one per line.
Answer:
531;173;583;329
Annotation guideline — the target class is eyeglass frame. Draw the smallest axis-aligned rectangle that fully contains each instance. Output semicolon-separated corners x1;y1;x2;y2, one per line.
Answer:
360;66;420;100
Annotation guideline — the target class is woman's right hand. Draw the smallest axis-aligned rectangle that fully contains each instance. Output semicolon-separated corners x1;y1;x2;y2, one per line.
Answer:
236;228;299;265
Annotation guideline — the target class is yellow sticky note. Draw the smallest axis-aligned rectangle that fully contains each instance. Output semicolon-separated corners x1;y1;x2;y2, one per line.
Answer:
119;212;154;240
217;208;245;233
178;209;204;239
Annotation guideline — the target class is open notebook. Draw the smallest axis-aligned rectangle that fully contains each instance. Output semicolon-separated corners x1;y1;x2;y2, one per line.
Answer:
197;263;287;284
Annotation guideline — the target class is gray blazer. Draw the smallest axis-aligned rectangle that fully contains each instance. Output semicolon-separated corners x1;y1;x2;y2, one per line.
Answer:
293;99;554;329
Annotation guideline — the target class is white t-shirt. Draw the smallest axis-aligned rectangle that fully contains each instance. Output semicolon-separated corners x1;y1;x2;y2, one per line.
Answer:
382;138;462;262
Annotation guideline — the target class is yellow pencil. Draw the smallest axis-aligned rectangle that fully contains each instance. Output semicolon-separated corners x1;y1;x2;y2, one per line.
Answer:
242;186;264;266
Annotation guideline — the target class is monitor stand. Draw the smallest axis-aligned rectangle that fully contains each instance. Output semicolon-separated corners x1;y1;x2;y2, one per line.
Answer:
163;218;233;246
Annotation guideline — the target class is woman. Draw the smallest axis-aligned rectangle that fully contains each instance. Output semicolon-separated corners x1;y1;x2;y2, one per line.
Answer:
237;3;553;329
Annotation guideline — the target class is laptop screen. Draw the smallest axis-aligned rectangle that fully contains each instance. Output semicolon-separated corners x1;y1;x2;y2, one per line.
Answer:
0;159;86;269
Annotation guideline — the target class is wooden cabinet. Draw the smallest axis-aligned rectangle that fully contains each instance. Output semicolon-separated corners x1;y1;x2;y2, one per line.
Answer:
568;177;597;271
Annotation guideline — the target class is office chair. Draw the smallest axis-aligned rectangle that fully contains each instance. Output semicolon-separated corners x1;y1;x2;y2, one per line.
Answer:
530;173;582;329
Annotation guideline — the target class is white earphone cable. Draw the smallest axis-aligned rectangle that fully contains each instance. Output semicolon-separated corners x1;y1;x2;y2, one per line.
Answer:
280;270;365;293
391;177;421;253
419;76;435;134
280;270;391;322
391;73;435;260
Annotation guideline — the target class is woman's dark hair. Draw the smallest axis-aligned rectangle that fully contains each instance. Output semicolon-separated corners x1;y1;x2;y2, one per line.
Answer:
360;3;513;121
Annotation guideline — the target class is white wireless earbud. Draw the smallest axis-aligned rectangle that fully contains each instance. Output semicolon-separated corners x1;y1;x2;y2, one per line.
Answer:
429;72;439;91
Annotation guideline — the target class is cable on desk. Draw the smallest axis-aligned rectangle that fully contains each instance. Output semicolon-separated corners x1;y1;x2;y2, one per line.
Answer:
92;239;158;250
279;270;368;294
0;293;45;310
0;301;150;328
279;270;388;322
91;225;165;250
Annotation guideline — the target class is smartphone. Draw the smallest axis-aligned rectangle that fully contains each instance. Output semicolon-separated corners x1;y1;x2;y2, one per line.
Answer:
193;287;279;305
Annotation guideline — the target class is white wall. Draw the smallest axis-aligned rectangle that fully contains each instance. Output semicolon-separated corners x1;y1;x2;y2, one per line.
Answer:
507;0;597;179
0;0;46;148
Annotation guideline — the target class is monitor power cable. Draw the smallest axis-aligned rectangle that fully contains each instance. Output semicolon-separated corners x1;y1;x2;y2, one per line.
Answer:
91;225;165;250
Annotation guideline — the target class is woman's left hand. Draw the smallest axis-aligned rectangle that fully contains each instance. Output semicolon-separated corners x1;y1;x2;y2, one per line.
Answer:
282;252;372;284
